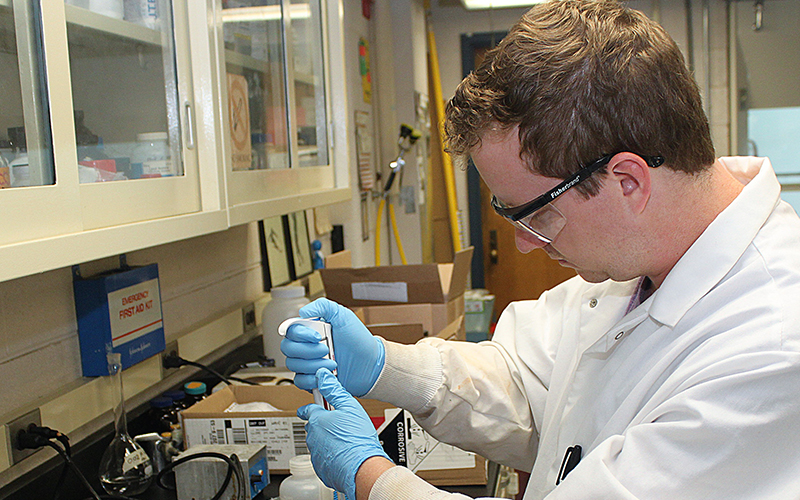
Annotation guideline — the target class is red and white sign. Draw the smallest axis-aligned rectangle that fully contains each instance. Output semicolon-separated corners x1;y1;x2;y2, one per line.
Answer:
107;278;163;347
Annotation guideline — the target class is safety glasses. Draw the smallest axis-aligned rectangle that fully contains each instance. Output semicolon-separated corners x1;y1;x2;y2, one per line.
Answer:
491;153;665;244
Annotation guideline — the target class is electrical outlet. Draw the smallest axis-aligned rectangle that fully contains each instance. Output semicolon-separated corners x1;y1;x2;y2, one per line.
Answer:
242;302;256;332
161;340;180;378
7;408;42;465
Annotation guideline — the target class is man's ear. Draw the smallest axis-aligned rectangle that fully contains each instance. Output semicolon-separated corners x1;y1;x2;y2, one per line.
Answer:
607;152;652;214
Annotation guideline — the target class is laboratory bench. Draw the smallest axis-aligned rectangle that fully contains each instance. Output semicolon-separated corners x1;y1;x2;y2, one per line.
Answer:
1;338;493;500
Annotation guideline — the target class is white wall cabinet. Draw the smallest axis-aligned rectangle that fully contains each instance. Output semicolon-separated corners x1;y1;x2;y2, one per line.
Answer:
0;0;349;283
210;0;350;226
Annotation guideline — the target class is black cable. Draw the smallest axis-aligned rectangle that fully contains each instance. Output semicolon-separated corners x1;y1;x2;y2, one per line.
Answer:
45;442;102;500
155;451;238;500
163;353;259;386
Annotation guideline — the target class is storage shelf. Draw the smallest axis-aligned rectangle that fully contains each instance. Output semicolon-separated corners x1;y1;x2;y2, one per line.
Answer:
64;4;161;46
225;49;315;85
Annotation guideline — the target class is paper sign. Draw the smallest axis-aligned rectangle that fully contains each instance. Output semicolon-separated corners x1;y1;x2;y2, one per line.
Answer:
351;282;408;303
107;278;163;347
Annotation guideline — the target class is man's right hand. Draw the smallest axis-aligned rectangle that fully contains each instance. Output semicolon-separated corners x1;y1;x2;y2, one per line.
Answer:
280;298;385;397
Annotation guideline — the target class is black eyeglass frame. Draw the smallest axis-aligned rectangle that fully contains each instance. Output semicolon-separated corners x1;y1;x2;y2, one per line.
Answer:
492;153;665;222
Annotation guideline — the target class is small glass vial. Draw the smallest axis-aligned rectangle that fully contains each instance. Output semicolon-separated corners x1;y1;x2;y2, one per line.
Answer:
183;381;207;406
279;455;333;500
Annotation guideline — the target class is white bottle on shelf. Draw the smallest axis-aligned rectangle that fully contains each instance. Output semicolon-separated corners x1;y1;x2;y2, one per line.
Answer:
279;455;334;500
132;132;172;178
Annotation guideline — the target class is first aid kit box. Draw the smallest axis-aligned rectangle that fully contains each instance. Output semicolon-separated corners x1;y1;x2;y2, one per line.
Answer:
73;263;166;376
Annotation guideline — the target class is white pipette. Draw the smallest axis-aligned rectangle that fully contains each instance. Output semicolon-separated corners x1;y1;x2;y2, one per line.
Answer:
278;317;335;410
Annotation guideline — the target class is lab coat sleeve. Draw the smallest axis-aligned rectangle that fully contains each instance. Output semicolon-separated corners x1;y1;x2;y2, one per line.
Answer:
366;304;545;471
544;350;800;499
368;466;475;500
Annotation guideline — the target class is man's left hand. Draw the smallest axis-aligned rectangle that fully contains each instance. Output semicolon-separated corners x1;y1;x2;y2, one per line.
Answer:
297;368;392;500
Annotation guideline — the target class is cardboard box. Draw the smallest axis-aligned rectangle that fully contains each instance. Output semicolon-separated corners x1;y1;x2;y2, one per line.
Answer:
182;384;486;485
319;248;473;308
321;248;473;340
361;315;465;344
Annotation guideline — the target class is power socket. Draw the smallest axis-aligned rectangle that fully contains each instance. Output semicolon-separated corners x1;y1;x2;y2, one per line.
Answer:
161;340;180;378
7;408;42;465
242;303;256;333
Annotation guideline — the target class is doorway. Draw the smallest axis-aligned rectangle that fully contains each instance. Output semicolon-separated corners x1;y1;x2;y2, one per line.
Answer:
461;32;576;320
730;0;800;206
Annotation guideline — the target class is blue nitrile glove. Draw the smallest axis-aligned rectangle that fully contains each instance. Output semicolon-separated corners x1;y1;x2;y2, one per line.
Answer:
281;298;385;397
298;368;392;500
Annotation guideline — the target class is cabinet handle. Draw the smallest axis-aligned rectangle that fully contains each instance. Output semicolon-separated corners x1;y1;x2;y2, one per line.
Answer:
184;101;195;150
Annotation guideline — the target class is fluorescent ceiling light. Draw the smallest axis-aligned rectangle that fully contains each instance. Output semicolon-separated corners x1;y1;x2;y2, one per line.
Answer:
221;4;311;22
459;0;546;10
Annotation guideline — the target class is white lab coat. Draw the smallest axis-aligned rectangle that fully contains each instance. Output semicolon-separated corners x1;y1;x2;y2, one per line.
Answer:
365;157;800;500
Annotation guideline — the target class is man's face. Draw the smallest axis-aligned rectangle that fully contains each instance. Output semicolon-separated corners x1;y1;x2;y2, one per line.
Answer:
470;126;631;283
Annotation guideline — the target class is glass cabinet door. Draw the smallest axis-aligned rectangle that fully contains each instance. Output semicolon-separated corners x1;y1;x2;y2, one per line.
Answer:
288;0;327;168
0;0;54;189
221;0;290;171
64;0;184;183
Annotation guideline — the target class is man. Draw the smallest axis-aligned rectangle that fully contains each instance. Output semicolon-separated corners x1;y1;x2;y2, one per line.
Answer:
282;1;800;499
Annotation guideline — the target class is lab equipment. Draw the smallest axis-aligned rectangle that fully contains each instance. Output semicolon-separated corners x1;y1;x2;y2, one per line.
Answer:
278;317;335;409
98;353;154;496
261;286;309;367
279;454;334;500
297;368;390;500
172;444;268;500
281;298;384;397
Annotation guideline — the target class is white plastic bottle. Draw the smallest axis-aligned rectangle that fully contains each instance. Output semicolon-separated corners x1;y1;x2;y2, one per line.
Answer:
131;132;172;178
261;286;309;367
279;455;333;500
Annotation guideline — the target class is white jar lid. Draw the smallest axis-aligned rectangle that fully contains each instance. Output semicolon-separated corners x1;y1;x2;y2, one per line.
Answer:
136;132;168;141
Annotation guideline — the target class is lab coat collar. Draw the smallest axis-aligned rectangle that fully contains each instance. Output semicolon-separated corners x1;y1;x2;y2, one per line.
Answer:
649;157;780;327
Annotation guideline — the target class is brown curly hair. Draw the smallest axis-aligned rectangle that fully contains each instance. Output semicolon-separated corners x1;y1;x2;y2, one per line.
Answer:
444;0;715;197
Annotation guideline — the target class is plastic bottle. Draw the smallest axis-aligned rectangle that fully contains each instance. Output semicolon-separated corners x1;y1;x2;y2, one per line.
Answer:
279;454;333;500
131;132;172;178
183;381;207;406
164;389;188;410
261;286;309;367
146;396;175;434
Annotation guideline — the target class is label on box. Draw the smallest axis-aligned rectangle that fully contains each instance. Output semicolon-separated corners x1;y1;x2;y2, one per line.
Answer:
377;409;476;472
107;278;163;347
352;282;408;303
184;416;308;471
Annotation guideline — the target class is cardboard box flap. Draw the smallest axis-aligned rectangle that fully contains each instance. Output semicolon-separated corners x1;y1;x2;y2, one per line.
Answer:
446;247;474;299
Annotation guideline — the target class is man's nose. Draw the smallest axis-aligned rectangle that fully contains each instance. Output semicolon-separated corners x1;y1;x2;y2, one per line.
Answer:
515;227;549;253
